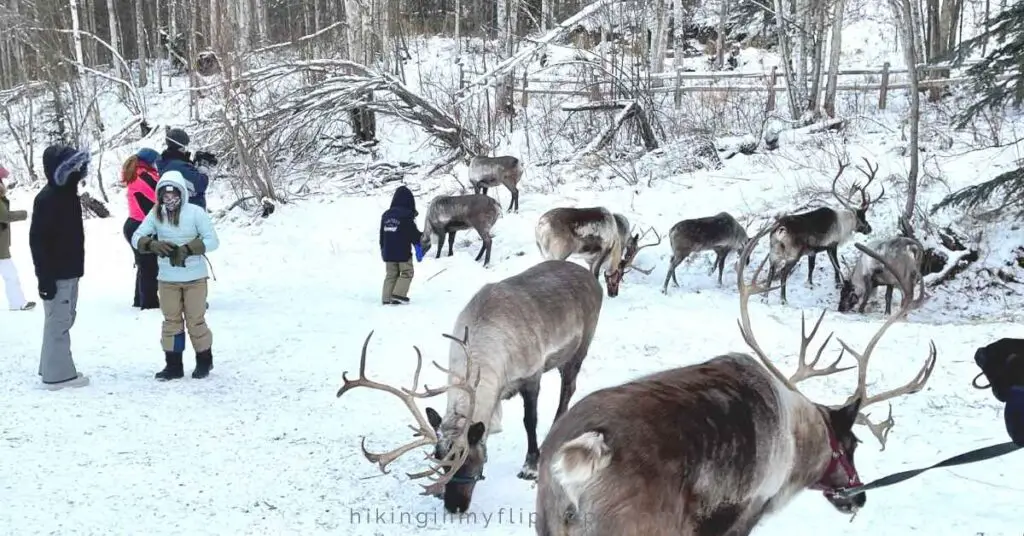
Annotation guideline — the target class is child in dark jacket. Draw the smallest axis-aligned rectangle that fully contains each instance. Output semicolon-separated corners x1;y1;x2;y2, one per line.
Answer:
379;185;424;305
973;338;1024;445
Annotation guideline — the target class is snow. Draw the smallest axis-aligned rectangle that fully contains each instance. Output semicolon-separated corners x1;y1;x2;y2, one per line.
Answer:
2;11;1024;536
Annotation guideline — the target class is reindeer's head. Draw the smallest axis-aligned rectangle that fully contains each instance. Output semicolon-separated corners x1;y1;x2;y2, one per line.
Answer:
736;228;936;516
336;329;487;515
604;228;661;297
813;397;867;513
837;279;860;313
831;157;884;237
425;408;487;513
420;229;433;254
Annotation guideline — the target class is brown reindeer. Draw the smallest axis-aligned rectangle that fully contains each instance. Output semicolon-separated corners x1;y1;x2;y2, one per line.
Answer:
468;155;523;213
534;226;937;536
767;157;885;303
339;260;604;514
535;207;661;297
661;211;751;293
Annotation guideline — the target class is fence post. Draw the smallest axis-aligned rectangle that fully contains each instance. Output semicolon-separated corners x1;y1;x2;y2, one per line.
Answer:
674;70;682;108
459;63;465;90
878;61;890;110
765;65;778;112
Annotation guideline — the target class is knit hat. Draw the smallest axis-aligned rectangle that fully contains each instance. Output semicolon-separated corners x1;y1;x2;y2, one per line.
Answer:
166;128;190;150
137;148;160;165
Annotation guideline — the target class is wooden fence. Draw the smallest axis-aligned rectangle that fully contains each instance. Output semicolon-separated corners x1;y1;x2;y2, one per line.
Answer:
458;61;1002;112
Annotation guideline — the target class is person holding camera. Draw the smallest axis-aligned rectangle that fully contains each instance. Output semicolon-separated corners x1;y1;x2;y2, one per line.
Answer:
156;128;211;210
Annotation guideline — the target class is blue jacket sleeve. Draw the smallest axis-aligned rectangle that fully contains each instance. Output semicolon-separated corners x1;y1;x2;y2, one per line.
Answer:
193;208;219;253
1005;386;1024;446
131;212;157;249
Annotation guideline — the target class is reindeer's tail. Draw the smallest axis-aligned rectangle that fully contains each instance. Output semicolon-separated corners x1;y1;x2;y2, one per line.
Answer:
537;431;612;535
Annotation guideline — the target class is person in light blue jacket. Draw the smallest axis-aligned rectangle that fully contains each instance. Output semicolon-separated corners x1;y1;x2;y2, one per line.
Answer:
131;170;220;381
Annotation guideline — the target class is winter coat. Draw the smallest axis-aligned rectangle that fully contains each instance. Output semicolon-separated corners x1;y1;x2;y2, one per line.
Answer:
379;185;422;263
0;194;28;260
1006;387;1024;446
131;172;219;283
127;151;159;222
29;145;88;282
156;148;209;209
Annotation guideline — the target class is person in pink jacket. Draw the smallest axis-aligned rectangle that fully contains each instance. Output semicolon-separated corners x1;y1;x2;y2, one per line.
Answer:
0;166;35;311
122;148;160;309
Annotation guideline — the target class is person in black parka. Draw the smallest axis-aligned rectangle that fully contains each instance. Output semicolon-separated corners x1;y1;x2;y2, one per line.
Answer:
973;338;1024;446
379;185;424;305
29;143;91;389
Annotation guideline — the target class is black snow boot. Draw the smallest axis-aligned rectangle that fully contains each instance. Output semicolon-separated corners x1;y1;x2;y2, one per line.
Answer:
156;352;185;381
192;349;214;379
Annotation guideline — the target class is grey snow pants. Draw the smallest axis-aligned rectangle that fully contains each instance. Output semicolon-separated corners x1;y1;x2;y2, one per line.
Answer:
39;278;80;384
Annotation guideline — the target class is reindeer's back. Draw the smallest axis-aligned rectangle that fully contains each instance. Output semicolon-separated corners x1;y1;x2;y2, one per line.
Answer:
537;353;786;532
671;212;744;248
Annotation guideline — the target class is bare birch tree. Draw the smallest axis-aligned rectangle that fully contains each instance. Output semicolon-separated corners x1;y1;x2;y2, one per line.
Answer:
135;0;148;86
822;0;845;116
69;0;85;75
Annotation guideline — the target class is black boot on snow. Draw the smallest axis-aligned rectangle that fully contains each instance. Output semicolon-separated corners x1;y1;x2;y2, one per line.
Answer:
156;352;185;381
192;350;214;379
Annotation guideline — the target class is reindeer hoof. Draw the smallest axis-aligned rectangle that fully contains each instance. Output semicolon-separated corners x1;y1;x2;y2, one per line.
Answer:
517;466;538;480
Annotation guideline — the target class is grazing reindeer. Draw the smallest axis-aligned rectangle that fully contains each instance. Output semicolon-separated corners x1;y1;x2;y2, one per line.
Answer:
535;207;660;297
468;155;523;213
839;236;926;315
661;211;750;293
534;226;936;536
767;157;885;303
420;194;503;266
338;260;604;514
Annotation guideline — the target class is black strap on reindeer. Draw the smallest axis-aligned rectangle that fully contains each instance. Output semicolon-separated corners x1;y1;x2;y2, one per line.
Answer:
832;441;1021;498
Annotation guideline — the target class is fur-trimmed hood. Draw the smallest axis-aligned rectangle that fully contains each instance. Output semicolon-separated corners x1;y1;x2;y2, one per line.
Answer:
42;144;91;190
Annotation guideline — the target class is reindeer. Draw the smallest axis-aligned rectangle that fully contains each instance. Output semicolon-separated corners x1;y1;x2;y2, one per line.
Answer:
839;236;926;315
661;211;750;294
534;226;936;536
420;194;503;267
767;157;885;304
535;207;660;298
337;259;604;514
468;155;523;213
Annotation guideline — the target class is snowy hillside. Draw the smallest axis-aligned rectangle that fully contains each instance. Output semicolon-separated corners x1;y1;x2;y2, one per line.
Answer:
2;2;1024;534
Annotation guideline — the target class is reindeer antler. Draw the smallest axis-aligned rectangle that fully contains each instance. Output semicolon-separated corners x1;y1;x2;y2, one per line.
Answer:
736;224;853;391
830;156;857;212
853;157;885;208
622;226;662;275
834;243;937;449
336;328;482;496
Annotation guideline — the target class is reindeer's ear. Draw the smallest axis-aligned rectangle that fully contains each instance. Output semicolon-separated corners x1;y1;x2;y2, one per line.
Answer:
426;407;442;429
467;422;486;445
829;397;862;434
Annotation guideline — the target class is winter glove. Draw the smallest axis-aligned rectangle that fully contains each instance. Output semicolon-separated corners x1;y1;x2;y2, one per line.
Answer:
38;279;56;301
1006;387;1024;446
414;242;424;262
139;236;176;257
169;238;206;267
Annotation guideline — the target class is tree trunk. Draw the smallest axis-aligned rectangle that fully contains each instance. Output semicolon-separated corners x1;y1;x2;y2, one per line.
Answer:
715;0;728;69
649;0;668;75
190;0;200;120
893;0;921;223
806;0;827;112
774;0;801;118
136;0;149;86
823;0;845;117
69;0;85;74
106;0;122;77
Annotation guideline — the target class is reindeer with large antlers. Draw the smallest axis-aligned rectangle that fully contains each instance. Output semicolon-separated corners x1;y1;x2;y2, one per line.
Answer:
535;206;660;297
766;157;885;303
533;225;936;536
340;259;604;515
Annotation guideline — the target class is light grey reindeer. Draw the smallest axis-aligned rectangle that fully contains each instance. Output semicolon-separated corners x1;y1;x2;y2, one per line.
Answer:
535;206;661;298
421;194;503;266
766;157;885;304
337;260;604;515
534;227;937;536
661;211;750;294
468;155;523;213
838;236;926;315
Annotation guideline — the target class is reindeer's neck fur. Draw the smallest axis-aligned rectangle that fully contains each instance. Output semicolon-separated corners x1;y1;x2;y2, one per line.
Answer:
827;209;859;245
442;341;507;440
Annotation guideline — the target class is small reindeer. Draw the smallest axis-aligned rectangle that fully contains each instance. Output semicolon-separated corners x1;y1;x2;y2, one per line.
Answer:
839;236;926;315
534;227;936;536
767;157;885;303
338;260;604;514
468;155;523;213
661;211;750;294
535;207;660;297
420;194;502;266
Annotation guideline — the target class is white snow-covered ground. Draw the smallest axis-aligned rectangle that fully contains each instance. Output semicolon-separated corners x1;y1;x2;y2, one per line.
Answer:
2;135;1023;534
